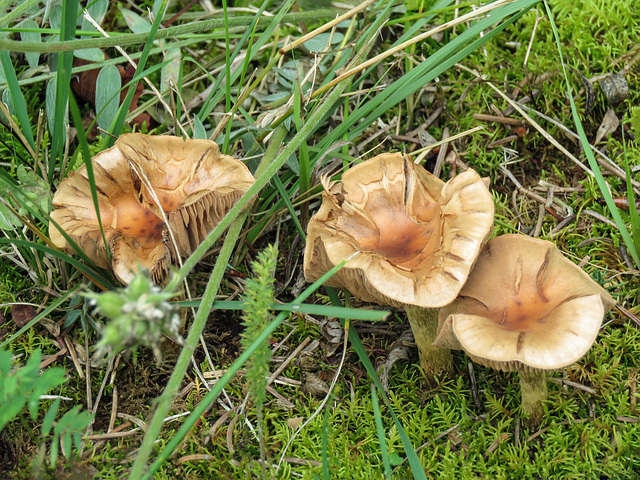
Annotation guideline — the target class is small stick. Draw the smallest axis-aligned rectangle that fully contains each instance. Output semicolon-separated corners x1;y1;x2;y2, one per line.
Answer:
473;113;525;126
410;126;484;161
483;433;509;459
313;0;515;98
433;127;450;178
547;377;596;394
526;418;588;442
268;336;311;384
468;362;482;410
279;0;375;55
64;336;85;380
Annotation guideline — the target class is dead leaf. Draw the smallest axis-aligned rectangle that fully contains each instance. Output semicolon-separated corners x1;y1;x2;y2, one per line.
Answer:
11;304;37;328
595;108;619;144
378;329;413;391
40;318;61;337
301;372;329;397
287;416;304;429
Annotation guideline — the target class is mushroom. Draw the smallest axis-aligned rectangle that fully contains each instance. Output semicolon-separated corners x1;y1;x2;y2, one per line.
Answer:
50;133;255;284
304;153;494;381
433;234;615;426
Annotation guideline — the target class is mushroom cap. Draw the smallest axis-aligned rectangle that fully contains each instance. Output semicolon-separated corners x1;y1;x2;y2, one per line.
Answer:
116;134;255;257
303;153;494;308
433;234;615;372
50;133;255;284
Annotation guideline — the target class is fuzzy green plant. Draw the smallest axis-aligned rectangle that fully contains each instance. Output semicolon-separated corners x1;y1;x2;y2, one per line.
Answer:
240;244;278;478
84;270;181;363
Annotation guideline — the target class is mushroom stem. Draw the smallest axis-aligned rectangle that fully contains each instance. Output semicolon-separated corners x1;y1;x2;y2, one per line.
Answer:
519;369;547;427
405;305;453;382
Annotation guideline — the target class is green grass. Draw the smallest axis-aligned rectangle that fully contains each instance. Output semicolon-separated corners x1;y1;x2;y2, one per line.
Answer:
0;0;640;478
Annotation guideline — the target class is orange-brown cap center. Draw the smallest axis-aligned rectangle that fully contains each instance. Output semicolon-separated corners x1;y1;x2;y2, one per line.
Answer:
112;193;165;247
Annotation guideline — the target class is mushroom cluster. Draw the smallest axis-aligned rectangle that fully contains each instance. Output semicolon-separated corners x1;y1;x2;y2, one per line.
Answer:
304;152;494;380
304;151;615;427
50;133;255;284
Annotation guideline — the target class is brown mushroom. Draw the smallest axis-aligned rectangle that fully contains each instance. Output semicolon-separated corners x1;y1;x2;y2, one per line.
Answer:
304;153;494;381
434;234;615;426
50;133;255;284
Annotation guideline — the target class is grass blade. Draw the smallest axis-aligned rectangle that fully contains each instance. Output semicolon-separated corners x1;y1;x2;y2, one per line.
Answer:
0;50;36;154
49;0;78;181
143;257;355;479
326;287;427;480
543;2;640;268
372;383;392;480
103;0;168;148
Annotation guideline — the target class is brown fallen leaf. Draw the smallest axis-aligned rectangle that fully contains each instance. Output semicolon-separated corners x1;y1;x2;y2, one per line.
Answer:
301;372;329;398
11;304;37;328
594;108;619;144
287;416;304;429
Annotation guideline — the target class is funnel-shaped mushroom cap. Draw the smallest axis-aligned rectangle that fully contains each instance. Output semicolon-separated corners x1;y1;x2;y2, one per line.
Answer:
304;153;494;308
50;134;255;284
434;234;615;372
116;134;255;257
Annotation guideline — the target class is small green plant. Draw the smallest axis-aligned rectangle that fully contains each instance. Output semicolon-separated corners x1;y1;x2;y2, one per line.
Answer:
85;269;181;363
0;348;93;468
240;244;278;478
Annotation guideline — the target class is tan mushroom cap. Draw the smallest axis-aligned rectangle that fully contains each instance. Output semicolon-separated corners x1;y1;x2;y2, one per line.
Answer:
434;234;615;372
304;153;494;308
50;133;255;284
116;134;255;257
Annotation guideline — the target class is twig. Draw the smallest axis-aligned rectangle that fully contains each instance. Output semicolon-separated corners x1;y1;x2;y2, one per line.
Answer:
269;337;311;384
280;0;375;54
473;113;525;126
547;377;596;394
275;322;350;473
433;127;450;178
313;0;516;98
526;418;588;442
458;64;593;176
410;126;485;161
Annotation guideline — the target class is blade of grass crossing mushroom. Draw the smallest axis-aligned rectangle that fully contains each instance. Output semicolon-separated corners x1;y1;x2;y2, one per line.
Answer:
544;2;640;269
134;96;344;473
326;287;427;480
140;258;357;479
129;212;248;479
164;78;349;293
68;92;112;266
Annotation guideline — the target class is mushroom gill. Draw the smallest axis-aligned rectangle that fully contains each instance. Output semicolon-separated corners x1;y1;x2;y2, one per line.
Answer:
304;152;494;381
50;133;255;284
